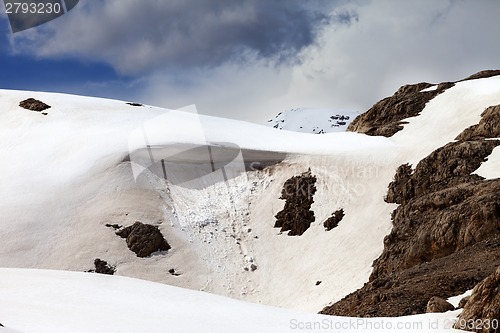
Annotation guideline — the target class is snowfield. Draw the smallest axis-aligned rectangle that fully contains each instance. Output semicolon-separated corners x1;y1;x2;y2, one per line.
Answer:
0;268;464;333
265;107;358;134
0;74;499;332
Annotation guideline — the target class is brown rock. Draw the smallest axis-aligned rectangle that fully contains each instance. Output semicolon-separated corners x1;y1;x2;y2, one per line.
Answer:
457;105;500;141
426;296;455;313
458;295;471;309
461;70;500;81
455;266;500;332
116;222;171;257
373;139;500;280
274;170;317;236
348;70;500;138
19;98;51;112
93;258;115;275
320;98;500;318
347;82;454;137
324;209;345;231
320;235;500;317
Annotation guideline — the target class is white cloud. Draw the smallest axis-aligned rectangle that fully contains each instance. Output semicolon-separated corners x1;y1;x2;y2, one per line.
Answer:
6;0;500;123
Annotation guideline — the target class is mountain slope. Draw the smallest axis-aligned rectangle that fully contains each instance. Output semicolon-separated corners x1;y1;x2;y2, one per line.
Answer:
0;71;499;331
322;72;500;319
266;108;357;134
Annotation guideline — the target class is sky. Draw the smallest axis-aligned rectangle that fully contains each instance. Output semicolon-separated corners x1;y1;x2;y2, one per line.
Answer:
1;0;499;123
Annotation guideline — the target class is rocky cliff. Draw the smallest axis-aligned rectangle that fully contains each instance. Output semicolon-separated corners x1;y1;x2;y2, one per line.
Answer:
322;71;500;322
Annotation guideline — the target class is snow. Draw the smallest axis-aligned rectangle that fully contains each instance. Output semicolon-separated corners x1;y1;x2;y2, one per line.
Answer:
447;290;473;308
420;85;438;92
0;268;466;333
265;108;358;134
0;74;499;331
391;76;500;165
473;145;500;179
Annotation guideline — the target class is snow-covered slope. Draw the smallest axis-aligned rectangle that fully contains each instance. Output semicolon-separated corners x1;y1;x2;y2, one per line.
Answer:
0;74;499;330
0;268;463;333
266;108;358;134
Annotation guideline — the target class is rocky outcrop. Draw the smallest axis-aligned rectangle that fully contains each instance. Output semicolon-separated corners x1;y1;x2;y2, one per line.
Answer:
455;266;500;332
320;236;500;317
372;141;500;279
348;70;500;138
19;98;51;112
274;170;317;236
426;296;455;313
459;296;471;309
321;99;500;317
116;222;171;257
324;209;344;231
456;105;500;141
461;70;500;81
93;259;115;275
347;82;454;137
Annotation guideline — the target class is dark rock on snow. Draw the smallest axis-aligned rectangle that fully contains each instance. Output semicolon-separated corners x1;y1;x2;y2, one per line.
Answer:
274;170;317;236
347;82;454;137
321;71;500;318
116;222;171;257
323;209;345;231
93;259;115;275
19;98;51;112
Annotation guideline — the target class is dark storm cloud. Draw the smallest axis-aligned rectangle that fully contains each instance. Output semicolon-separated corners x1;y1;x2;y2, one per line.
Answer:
14;0;342;74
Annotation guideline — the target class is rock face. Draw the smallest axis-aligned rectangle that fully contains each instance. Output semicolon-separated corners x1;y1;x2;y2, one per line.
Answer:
116;222;171;257
321;83;500;317
274;170;317;236
347;82;454;137
455;266;500;333
372;141;500;279
324;209;344;231
19;98;51;112
426;296;455;313
457;105;500;141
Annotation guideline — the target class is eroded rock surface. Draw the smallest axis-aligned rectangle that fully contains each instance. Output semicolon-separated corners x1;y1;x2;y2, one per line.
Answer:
19;98;51;112
321;97;500;317
455;266;500;333
426;296;455;313
274;170;317;236
324;209;344;231
347;82;453;137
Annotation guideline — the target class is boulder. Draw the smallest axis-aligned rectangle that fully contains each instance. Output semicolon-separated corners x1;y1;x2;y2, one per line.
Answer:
455;266;500;332
324;209;345;231
426;296;455;313
116;222;171;257
274;170;317;236
19;98;51;112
